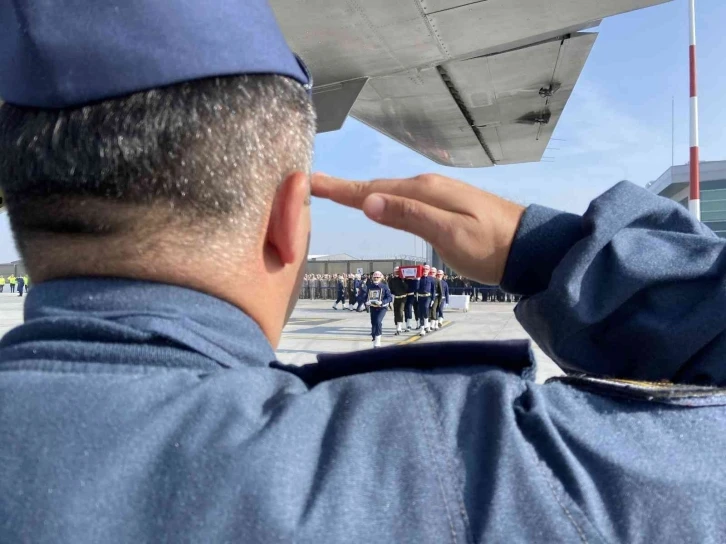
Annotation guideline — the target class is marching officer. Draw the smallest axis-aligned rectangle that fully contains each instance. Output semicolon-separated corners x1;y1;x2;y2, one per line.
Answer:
429;267;442;331
404;270;419;332
416;265;435;336
363;274;373;313
436;269;449;327
354;274;367;312
365;271;392;348
332;274;347;310
388;266;408;335
347;274;356;310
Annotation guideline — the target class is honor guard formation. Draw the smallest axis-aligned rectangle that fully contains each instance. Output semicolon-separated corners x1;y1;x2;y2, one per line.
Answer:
322;266;452;345
1;0;726;542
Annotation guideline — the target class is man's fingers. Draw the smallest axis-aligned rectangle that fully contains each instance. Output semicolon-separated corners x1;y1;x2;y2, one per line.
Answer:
311;173;476;215
361;193;450;246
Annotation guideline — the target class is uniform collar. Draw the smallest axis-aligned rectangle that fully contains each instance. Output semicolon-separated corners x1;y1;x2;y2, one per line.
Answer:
20;278;275;369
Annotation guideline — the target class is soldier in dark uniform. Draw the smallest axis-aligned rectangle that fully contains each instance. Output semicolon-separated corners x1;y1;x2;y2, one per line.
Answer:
354;274;367;312
388;266;408;335
347;273;356;310
416;265;435;336
429;267;442;331
16;274;25;297
365;271;393;348
363;274;373;313
5;2;726;542
436;270;449;326
332;274;346;310
404;272;419;332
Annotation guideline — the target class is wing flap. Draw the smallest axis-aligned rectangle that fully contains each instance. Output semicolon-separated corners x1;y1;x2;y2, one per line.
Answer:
350;69;493;167
350;33;596;167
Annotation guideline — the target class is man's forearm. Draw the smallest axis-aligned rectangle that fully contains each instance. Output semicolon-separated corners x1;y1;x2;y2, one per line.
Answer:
503;181;726;385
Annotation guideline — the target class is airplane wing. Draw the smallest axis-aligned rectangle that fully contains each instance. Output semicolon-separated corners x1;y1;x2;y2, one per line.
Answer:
351;33;596;167
271;0;670;167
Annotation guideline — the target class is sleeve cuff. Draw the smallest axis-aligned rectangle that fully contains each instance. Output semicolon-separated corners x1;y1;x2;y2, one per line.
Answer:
500;205;584;297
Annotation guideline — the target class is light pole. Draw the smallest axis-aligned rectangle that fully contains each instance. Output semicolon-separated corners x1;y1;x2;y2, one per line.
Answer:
688;0;700;220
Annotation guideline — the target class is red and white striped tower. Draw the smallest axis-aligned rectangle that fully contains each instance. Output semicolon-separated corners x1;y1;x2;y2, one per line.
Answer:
688;0;700;219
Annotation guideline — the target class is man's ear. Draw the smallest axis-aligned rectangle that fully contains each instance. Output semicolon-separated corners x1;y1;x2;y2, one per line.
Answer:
267;172;310;265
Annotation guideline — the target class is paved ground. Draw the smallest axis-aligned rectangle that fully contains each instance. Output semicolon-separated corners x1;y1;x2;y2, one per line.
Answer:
0;292;562;383
279;300;562;383
0;291;27;338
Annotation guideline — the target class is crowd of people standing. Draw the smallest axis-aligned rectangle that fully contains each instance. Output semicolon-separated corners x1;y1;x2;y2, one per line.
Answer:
301;272;519;303
0;274;30;296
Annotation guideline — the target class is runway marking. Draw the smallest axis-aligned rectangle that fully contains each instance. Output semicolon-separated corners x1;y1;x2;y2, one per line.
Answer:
286;317;343;326
396;321;453;346
281;321;454;345
280;335;395;343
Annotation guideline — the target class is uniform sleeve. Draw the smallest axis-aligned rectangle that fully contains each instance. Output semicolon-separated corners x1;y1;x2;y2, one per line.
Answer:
383;285;393;305
500;181;726;385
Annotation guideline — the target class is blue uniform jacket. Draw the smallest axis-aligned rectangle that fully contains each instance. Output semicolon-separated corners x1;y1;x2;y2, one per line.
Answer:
1;181;726;543
440;279;450;303
416;275;435;297
336;281;344;297
366;283;393;307
404;277;418;295
355;280;367;302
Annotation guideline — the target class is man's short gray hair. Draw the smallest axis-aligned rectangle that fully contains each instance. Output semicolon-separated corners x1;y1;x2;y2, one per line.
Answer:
0;75;316;255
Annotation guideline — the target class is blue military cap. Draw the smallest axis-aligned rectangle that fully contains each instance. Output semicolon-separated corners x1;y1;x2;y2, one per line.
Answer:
0;0;312;108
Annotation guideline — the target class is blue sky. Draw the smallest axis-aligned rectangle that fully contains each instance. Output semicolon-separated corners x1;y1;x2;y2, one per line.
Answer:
0;0;724;263
309;0;726;259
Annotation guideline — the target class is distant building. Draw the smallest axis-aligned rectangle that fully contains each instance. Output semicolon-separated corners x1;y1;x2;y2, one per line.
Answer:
307;253;358;261
0;260;27;277
305;255;424;275
647;160;726;237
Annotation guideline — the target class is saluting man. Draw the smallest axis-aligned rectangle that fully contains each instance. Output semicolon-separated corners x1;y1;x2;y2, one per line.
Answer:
388;266;408;335
416;265;435;336
365;271;392;348
437;270;449;327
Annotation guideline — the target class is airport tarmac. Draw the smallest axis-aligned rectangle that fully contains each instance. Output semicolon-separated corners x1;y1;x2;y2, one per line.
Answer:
279;299;562;383
0;292;562;383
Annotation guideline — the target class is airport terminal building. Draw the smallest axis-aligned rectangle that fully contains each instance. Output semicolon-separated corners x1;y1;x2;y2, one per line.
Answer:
647;160;726;237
